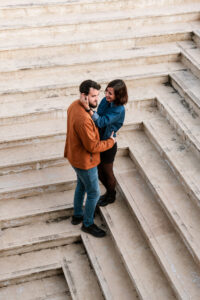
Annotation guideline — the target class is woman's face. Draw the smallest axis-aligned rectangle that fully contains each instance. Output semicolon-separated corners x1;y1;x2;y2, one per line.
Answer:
105;87;115;102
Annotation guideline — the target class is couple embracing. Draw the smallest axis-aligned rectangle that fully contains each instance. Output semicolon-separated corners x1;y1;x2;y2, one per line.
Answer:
64;79;128;238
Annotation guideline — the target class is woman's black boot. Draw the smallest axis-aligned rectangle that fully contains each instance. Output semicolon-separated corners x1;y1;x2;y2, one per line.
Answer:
98;190;116;207
98;192;108;203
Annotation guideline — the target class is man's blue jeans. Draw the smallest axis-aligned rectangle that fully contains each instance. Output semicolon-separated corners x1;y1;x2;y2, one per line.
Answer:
72;166;100;227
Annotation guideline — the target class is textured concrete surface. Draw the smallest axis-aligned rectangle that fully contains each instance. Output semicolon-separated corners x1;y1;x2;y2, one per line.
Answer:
1;0;200;299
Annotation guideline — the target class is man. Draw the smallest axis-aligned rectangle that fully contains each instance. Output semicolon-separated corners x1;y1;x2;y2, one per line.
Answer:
64;80;115;237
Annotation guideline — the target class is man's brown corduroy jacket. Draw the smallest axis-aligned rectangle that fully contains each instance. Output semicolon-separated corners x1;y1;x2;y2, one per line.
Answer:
64;100;114;170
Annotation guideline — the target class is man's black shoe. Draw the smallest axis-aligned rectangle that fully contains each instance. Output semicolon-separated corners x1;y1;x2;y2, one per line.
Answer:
71;215;83;225
81;223;106;238
98;190;116;207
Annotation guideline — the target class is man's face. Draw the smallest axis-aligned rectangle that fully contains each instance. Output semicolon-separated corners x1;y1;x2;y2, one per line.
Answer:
88;88;99;108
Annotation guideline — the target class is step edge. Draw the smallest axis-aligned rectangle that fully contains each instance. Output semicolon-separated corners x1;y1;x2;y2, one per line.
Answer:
156;91;200;159
1;230;81;256
128;145;200;267
0;48;180;74
1;9;199;31
143;119;200;207
100;206;151;300
170;72;200;114
0;262;61;286
116;171;190;300
81;234;113;300
0;25;194;53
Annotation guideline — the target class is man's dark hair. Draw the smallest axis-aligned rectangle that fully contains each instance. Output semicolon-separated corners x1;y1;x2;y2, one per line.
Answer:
106;79;128;106
79;80;101;95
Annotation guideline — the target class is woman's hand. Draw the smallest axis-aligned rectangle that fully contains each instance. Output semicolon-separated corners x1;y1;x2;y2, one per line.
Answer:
80;93;89;110
110;131;116;143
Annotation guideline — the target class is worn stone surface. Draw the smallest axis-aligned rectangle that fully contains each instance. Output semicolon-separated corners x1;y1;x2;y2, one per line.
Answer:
1;0;200;299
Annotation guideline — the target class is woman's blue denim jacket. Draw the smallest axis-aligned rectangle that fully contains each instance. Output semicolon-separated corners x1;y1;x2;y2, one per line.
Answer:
92;97;125;140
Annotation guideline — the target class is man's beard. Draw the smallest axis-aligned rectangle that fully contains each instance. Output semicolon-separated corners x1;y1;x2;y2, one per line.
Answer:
89;102;98;109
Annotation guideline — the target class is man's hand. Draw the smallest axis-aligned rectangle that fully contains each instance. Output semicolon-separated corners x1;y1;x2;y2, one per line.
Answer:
80;93;89;110
110;131;116;143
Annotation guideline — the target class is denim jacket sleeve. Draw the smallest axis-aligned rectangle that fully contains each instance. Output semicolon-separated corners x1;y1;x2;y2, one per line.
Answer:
91;107;123;128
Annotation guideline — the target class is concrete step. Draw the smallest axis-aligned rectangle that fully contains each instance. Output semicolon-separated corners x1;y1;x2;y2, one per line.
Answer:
0;119;66;149
15;84;192;173
0;273;71;300
0;80;156;114
0;79;161;126
0;0;137;19
0;41;180;75
0;32;190;80
115;153;200;299
82;233;138;300
170;68;200;115
0;215;80;257
0;277;71;299
122;129;200;268
156;84;200;160
1;4;200;31
0;95;156;175
0;95;70;125
99;192;176;299
0;83;159;150
61;243;104;300
0;46;179;110
0;246;64;287
0;139;66;175
2;0;200;9
0;201;138;300
0;0;133;9
2;54;180;86
179;41;200;80
0;61;184;101
143;116;200;210
0;242;104;299
1;0;200;19
0;75;159;104
0;129;136;175
1;78;199;181
0;208;139;299
0;163;76;200
0;189;74;229
0;21;199;58
0;20;198;55
0;0;199;299
0;116;140;153
193;30;200;48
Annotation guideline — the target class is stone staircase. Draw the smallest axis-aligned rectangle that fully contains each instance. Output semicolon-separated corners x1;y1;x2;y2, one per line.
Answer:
0;0;200;299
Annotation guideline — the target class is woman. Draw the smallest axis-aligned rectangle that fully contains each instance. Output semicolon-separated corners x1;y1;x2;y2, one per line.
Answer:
81;79;128;207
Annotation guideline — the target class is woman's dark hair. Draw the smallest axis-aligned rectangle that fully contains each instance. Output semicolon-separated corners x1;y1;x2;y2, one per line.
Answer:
79;80;101;95
106;79;128;106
